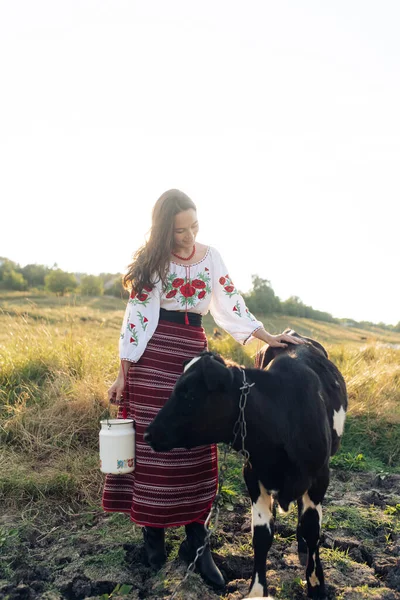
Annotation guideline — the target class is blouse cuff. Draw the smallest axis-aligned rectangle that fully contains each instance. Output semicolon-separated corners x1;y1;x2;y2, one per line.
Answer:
243;325;264;346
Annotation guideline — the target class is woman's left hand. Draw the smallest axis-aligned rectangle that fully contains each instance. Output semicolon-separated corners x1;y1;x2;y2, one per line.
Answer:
267;332;305;348
253;328;306;348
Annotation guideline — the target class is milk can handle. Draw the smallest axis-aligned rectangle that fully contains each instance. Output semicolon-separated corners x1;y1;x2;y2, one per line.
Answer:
105;361;128;427
121;360;128;420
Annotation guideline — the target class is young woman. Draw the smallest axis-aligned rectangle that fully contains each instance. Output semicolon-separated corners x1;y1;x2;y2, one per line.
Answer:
102;189;302;588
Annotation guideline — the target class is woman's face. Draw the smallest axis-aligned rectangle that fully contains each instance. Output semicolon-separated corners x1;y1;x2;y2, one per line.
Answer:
173;209;199;251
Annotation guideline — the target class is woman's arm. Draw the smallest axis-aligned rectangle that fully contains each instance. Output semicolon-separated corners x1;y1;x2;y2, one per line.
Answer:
252;328;305;348
108;359;132;403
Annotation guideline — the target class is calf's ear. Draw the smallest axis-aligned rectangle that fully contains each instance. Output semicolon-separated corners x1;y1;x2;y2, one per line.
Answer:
201;354;232;392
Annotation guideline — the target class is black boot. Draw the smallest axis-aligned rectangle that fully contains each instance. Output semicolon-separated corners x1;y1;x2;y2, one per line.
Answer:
179;522;225;589
143;526;166;570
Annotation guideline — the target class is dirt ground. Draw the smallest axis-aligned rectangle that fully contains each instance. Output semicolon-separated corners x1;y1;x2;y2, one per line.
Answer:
1;470;400;600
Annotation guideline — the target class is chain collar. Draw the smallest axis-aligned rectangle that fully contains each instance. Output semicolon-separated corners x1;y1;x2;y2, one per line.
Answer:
232;367;255;465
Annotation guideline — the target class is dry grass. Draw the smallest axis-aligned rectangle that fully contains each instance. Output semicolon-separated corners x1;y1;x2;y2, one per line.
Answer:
1;291;400;508
330;344;400;422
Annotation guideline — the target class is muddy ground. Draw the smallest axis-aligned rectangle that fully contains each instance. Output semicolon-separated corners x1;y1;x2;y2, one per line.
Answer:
1;469;400;600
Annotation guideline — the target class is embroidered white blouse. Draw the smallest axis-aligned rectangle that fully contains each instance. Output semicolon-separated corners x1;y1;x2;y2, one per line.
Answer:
119;246;263;362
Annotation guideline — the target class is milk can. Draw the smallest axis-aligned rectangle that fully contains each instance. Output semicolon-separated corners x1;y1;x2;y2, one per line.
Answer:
99;418;135;474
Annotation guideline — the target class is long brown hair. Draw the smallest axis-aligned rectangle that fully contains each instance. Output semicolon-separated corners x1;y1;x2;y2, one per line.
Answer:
124;189;197;294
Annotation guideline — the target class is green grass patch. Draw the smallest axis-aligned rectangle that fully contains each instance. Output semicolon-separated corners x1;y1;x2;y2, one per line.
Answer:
321;547;353;571
335;586;400;600
0;450;104;507
217;445;247;497
82;546;126;569
98;584;133;599
333;415;400;471
324;505;400;538
276;576;306;598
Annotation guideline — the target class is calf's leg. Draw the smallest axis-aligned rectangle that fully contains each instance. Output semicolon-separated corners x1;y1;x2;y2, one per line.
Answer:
299;466;329;599
244;464;274;598
296;497;308;565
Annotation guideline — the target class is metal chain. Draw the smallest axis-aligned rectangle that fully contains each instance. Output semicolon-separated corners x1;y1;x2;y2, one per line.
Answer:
232;369;254;466
169;368;253;599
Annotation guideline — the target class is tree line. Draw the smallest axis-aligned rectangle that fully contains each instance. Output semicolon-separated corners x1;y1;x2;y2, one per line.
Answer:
0;257;126;298
1;258;399;331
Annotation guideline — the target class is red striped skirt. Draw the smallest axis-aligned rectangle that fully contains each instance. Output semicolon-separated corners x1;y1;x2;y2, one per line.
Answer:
102;319;218;527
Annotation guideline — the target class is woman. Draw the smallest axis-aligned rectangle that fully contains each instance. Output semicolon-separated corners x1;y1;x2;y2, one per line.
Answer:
102;189;302;588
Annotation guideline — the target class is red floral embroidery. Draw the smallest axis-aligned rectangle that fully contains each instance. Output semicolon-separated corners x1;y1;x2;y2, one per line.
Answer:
164;270;211;308
130;290;150;307
143;285;153;292
219;274;237;298
127;321;139;345
180;283;196;298
233;300;241;317
172;278;184;288
192;279;206;289
137;311;149;331
205;267;209;271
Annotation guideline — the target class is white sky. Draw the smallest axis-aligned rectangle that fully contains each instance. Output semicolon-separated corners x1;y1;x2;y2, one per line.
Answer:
1;1;399;325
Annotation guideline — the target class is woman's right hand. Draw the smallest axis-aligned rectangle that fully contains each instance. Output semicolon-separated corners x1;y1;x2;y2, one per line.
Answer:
108;373;126;405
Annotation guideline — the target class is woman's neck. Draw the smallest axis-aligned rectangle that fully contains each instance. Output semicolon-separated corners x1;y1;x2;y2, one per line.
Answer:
171;245;195;259
170;242;208;265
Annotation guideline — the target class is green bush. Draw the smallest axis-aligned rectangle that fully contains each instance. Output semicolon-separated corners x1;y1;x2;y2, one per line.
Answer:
45;269;78;295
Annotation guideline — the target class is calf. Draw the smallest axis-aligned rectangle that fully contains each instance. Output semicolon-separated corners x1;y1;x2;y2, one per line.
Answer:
145;333;347;599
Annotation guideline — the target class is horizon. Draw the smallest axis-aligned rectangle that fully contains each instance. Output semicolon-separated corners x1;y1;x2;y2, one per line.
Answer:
1;253;397;327
1;1;399;326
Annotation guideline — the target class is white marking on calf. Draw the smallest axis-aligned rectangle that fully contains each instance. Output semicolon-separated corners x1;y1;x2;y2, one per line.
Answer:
309;553;320;587
333;406;346;437
243;597;275;600
183;356;202;372
302;492;322;528
252;482;273;534
247;573;264;597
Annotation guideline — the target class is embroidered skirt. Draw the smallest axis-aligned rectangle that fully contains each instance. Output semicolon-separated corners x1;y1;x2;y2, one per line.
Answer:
102;319;218;527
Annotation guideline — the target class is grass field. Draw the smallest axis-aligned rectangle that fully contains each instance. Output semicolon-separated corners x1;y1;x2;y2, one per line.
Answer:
1;291;400;599
1;290;400;508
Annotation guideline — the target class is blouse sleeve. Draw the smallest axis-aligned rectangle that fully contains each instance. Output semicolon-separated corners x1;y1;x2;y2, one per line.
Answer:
209;247;264;345
119;280;162;362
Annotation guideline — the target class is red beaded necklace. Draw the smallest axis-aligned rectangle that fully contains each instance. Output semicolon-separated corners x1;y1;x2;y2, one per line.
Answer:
171;244;196;261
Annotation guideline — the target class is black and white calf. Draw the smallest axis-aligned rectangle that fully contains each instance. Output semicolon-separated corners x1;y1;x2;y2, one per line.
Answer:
145;333;347;599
